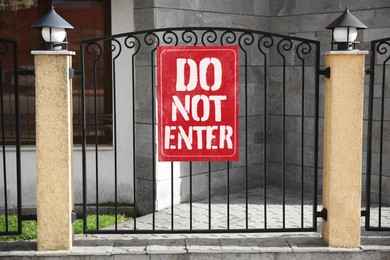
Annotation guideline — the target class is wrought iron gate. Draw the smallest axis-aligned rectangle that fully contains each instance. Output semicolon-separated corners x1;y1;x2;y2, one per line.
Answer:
0;38;22;236
80;27;321;234
365;36;390;231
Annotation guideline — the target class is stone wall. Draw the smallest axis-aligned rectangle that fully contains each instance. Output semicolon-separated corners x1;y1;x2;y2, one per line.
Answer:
269;0;390;204
130;0;390;214
132;0;272;214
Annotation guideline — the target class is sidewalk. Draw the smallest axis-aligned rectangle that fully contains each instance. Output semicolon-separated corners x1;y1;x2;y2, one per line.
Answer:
1;186;390;259
1;229;390;259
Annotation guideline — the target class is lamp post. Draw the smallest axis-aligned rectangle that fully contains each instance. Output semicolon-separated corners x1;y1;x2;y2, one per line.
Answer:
326;7;367;51
322;7;369;248
31;6;73;50
31;5;75;251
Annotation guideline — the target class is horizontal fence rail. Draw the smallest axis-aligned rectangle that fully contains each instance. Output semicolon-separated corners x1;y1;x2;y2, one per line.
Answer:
80;27;320;234
366;37;390;231
0;38;22;236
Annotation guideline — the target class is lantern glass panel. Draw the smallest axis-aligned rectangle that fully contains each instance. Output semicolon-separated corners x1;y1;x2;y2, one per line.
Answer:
333;27;357;42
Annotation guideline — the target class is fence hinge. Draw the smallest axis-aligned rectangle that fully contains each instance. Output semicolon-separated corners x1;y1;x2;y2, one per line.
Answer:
365;69;372;75
69;68;75;79
316;208;328;221
319;67;331;78
361;210;367;217
17;69;35;77
71;211;77;223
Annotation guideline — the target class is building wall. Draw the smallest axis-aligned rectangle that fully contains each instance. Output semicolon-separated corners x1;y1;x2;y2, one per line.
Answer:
134;0;270;30
132;0;272;214
132;0;390;210
268;0;390;203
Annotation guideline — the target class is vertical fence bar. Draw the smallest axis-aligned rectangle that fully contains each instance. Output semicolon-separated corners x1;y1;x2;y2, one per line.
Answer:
277;39;291;230
260;40;269;229
281;44;286;229
112;47;118;230
301;76;305;228
263;63;268;229
151;47;156;231
131;41;137;231
245;54;249;230
258;36;271;230
227;161;230;229
378;58;387;227
13;41;21;233
208;162;211;230
81;43;88;233
313;43;320;229
93;52;100;230
190;162;192;230
299;46;306;229
171;162;174;230
365;41;376;229
239;35;249;230
0;60;8;233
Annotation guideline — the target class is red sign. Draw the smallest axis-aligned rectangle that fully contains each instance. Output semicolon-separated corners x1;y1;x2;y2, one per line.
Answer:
157;46;239;161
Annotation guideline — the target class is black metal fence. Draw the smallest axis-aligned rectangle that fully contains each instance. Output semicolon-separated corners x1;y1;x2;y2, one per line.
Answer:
366;37;390;231
80;28;320;234
0;38;22;235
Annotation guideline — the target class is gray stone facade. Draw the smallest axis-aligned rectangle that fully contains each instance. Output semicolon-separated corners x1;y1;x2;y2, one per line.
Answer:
128;0;390;215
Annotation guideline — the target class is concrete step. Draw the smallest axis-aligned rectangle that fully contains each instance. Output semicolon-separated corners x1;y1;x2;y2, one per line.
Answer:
1;235;389;259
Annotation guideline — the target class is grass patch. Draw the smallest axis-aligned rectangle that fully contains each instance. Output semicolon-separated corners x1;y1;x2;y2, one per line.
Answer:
0;214;129;241
74;214;128;233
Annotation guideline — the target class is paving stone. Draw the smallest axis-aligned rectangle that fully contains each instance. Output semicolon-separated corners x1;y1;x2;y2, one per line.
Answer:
287;237;329;252
146;239;186;254
255;237;292;252
186;238;222;253
189;253;222;260
71;246;112;256
220;238;259;253
150;254;188;260
74;240;114;247
0;241;37;252
111;240;147;255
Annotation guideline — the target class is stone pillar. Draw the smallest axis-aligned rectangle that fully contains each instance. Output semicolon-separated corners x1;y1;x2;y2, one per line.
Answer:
32;50;75;251
322;51;368;248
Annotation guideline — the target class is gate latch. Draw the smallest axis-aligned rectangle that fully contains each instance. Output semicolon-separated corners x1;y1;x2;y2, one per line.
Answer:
319;67;331;78
316;208;328;221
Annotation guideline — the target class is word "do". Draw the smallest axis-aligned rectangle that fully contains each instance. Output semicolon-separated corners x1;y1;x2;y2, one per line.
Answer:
176;58;222;91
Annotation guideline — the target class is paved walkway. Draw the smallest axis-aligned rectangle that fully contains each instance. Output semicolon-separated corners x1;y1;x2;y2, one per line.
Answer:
1;186;390;259
107;186;316;232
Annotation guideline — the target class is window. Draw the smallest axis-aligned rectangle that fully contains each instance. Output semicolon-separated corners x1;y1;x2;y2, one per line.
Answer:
0;0;112;145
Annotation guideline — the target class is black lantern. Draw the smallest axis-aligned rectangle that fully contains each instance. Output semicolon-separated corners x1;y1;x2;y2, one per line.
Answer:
326;7;367;51
31;6;74;50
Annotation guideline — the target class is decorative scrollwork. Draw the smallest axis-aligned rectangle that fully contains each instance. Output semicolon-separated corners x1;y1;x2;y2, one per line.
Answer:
377;41;390;63
277;38;293;58
238;32;254;49
296;42;312;61
124;35;141;54
109;38;122;60
201;30;217;46
144;32;160;48
85;41;103;62
258;35;274;55
182;30;198;46
220;30;237;46
277;38;293;61
162;30;178;46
